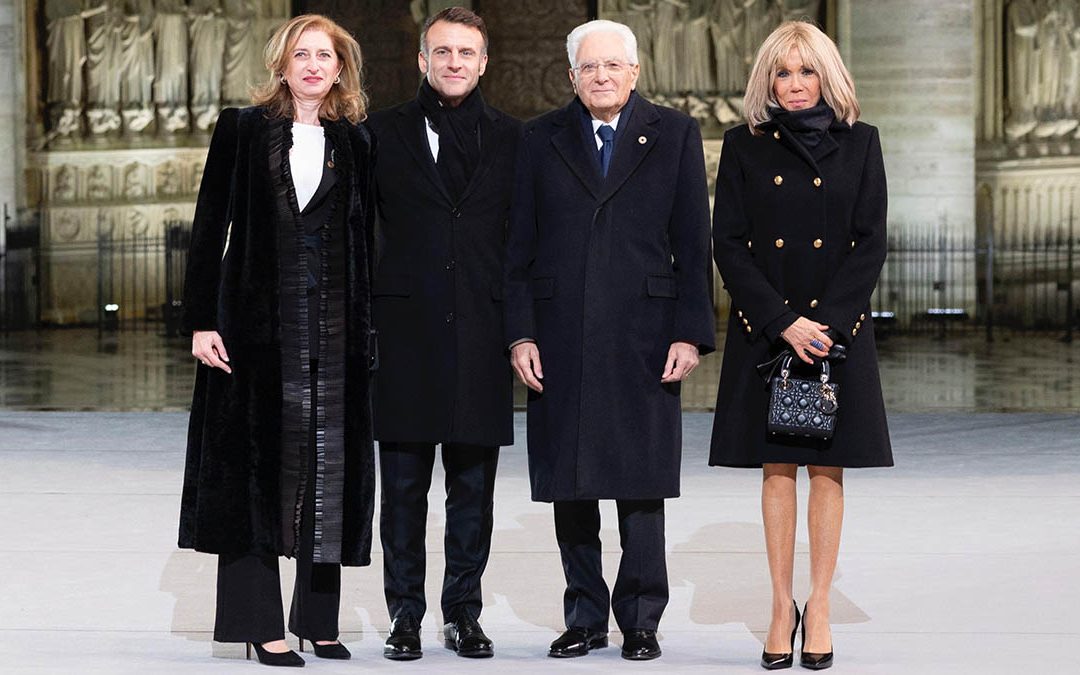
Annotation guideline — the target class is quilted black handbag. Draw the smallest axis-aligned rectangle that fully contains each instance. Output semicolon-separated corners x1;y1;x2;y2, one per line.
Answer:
766;354;840;440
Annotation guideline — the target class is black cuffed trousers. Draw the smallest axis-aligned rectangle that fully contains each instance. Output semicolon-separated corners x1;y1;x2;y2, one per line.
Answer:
378;441;499;623
554;499;668;633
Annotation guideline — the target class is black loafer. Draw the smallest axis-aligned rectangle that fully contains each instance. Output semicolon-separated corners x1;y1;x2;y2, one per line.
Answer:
384;614;422;661
547;627;608;658
621;629;661;661
443;614;493;658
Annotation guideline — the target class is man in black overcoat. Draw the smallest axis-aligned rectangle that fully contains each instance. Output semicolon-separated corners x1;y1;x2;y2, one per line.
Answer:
503;19;715;661
364;7;520;661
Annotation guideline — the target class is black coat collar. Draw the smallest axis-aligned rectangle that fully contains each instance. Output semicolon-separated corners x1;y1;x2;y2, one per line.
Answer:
551;91;661;203
395;97;503;205
757;115;850;169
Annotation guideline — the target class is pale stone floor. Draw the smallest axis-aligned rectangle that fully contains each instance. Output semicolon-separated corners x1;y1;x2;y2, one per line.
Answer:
0;328;1079;673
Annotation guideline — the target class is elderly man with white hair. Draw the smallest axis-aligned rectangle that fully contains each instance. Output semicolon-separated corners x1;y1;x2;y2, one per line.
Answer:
503;19;715;661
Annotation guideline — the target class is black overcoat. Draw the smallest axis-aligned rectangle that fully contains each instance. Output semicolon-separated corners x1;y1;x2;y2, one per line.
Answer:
178;106;377;566
709;119;893;468
504;94;716;502
366;98;520;447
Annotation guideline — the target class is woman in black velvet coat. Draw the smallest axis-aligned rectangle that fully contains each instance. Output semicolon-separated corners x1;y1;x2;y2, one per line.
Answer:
709;22;892;670
178;15;374;666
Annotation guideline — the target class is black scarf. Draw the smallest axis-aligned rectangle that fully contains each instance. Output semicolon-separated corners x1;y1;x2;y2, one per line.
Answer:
768;100;835;148
417;79;484;201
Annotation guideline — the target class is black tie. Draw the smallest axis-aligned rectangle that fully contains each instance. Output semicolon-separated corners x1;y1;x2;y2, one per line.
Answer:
597;124;615;177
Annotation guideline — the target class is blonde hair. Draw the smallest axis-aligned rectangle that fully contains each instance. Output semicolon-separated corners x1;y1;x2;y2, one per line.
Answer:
252;14;368;124
743;21;859;134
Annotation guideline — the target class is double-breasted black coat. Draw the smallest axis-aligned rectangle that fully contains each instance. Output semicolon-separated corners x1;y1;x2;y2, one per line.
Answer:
504;94;716;502
710;118;893;468
178;106;376;566
365;98;520;447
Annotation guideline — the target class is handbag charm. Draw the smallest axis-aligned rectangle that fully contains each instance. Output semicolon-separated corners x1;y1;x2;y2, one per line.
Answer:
767;354;840;439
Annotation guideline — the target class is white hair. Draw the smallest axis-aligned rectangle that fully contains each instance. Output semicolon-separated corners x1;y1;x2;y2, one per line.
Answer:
565;20;638;69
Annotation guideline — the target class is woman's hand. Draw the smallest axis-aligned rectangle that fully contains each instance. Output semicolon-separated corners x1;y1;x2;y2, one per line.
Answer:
780;317;832;365
192;330;232;374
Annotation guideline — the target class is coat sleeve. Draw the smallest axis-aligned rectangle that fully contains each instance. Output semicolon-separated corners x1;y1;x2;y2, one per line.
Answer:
180;107;240;334
815;127;888;344
502;128;538;348
712;128;798;342
669;119;717;354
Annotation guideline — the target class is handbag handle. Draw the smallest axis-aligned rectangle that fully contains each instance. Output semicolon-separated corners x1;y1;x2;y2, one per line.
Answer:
779;354;831;384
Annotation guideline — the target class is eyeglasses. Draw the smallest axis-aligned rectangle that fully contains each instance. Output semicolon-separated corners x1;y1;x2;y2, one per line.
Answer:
574;60;630;77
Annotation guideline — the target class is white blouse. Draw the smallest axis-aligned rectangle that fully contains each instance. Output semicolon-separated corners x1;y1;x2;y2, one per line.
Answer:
290;122;325;211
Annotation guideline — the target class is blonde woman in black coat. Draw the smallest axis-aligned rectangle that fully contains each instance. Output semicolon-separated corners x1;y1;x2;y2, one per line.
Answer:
710;21;892;670
180;15;375;667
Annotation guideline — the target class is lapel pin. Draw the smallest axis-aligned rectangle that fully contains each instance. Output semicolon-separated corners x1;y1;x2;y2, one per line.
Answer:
638;135;647;144
328;149;335;169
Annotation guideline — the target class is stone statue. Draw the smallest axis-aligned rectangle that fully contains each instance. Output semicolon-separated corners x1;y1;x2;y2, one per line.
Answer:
154;0;191;133
85;1;124;135
681;0;715;92
190;0;228;130
652;0;688;93
744;0;782;70
222;0;261;106
45;0;94;138
1060;0;1080;137
1033;0;1062;137
119;0;156;133
709;0;746;94
1005;0;1040;140
604;1;657;95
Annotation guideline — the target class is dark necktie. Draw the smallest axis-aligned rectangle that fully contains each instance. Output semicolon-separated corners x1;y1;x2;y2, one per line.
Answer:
597;124;615;177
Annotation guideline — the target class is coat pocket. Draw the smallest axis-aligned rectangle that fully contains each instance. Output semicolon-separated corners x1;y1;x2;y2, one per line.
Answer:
373;274;411;298
531;277;555;300
645;274;678;299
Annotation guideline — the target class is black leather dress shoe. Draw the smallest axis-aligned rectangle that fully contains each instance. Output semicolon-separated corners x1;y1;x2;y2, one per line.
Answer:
443;614;494;658
547;628;608;658
384;614;422;661
621;629;661;660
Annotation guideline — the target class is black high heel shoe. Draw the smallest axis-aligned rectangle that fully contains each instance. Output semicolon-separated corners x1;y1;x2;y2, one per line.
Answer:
799;603;834;670
247;642;305;667
760;600;800;670
298;637;351;660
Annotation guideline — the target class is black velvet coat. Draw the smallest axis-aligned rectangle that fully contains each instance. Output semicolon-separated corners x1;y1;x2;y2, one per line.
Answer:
710;119;893;468
365;98;521;447
504;94;716;502
178;106;376;566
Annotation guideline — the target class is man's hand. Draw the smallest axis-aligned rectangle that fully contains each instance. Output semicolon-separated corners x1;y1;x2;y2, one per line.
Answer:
510;341;544;392
661;341;699;383
780;316;833;365
192;330;232;374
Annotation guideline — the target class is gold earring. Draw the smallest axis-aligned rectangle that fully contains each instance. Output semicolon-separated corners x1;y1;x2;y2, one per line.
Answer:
334;76;341;84
280;75;286;84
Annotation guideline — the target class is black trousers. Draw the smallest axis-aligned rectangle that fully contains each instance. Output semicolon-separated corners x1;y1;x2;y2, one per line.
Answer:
214;360;341;644
553;499;668;633
379;442;499;622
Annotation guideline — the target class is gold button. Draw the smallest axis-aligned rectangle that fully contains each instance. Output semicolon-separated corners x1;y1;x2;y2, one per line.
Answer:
737;310;743;318
851;240;856;249
855;321;862;329
775;238;785;248
813;238;823;249
774;175;783;186
747;240;753;249
742;318;749;325
860;313;866;321
852;328;858;336
810;299;819;308
784;299;790;305
745;326;752;334
773;130;781;140
813;177;822;187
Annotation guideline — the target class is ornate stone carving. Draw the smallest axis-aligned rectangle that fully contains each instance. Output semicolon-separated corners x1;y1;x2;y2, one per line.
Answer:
87;165;111;200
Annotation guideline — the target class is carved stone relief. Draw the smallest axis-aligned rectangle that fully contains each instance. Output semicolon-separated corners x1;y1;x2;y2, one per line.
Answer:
36;0;290;143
